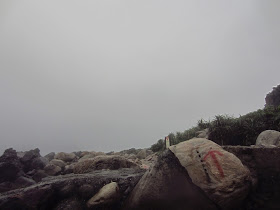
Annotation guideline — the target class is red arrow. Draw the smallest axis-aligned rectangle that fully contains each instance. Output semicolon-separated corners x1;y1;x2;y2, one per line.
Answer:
203;150;224;178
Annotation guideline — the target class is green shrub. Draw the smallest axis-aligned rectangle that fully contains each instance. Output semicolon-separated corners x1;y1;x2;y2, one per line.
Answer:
150;106;280;150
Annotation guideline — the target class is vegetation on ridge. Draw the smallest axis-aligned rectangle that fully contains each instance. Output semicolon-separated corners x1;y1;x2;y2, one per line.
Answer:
150;106;280;152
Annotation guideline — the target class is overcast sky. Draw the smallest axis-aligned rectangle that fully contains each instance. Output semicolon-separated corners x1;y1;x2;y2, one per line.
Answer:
0;1;280;155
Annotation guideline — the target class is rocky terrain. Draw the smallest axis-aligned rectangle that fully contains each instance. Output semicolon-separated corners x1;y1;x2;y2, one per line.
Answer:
0;130;279;209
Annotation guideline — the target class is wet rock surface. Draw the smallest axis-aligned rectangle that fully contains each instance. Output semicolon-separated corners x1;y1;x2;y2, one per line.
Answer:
0;168;145;210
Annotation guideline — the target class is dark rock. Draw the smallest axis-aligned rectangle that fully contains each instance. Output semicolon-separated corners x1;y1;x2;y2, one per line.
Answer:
21;148;40;163
58;184;75;198
53;197;84;210
32;170;48;182
78;184;95;199
265;84;280;108
223;146;280;209
20;148;42;172
44;152;55;161
0;162;21;182
0;182;14;193
14;176;36;188
0;148;23;183
73;151;83;158
26;169;36;176
31;157;49;170
0;168;145;210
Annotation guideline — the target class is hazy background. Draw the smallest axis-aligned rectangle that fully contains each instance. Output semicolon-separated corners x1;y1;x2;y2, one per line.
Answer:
1;0;280;155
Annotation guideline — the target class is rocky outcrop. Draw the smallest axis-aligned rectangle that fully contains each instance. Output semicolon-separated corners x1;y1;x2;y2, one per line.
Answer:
0;149;27;193
0;148;23;183
124;139;251;210
20;148;48;172
256;130;280;147
73;155;140;174
0;168;145;210
265;84;280;108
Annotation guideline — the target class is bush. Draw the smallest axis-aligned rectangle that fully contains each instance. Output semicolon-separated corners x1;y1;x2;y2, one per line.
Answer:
150;106;280;150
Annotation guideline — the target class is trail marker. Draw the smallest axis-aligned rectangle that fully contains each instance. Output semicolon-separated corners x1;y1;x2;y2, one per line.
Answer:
165;136;170;149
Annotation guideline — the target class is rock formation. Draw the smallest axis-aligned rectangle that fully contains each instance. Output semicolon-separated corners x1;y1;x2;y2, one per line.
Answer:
265;84;280;108
124;139;252;210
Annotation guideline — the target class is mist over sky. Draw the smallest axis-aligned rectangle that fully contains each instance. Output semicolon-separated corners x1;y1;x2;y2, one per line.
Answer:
1;1;280;155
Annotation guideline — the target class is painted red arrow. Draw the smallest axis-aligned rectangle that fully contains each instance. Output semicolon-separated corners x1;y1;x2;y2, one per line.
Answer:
203;150;224;178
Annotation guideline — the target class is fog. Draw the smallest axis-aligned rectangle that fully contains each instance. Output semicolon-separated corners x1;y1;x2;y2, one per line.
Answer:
1;0;280;155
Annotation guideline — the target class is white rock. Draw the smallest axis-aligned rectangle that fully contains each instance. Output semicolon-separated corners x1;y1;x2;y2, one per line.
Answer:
256;130;280;147
87;182;120;208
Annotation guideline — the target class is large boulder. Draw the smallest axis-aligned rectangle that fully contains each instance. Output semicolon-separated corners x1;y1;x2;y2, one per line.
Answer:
170;139;251;209
256;130;280;147
124;139;251;210
54;152;76;162
73;155;140;174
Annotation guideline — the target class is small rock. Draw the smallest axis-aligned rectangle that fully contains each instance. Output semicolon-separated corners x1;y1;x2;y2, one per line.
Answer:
44;152;55;161
63;164;75;174
31;157;49;170
87;182;120;209
44;164;62;176
196;128;210;139
54;152;76;162
50;159;67;168
136;149;147;159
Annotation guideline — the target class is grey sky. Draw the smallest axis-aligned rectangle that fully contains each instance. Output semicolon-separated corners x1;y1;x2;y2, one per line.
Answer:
0;1;280;155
